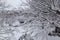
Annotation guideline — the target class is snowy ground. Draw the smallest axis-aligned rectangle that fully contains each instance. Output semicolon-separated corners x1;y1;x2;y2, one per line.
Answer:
0;10;60;40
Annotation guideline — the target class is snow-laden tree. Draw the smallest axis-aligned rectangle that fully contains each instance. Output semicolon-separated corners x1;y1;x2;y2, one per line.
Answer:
27;0;60;40
28;0;60;28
